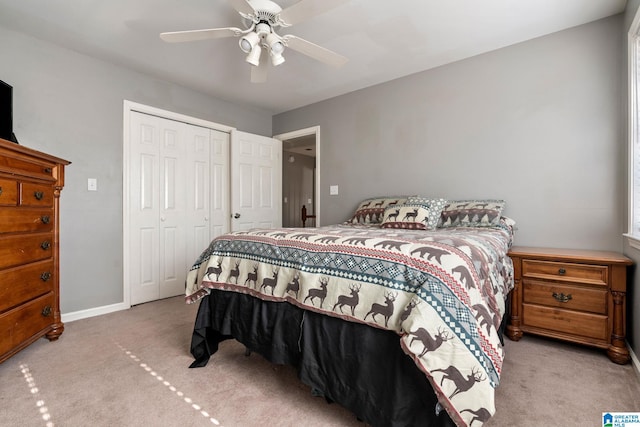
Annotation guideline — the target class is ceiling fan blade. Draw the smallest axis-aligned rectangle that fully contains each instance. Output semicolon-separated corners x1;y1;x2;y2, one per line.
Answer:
283;35;348;68
160;27;242;43
251;51;269;83
228;0;255;16
278;0;349;26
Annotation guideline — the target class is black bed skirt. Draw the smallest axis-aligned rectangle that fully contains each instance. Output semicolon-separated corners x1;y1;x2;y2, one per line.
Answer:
189;289;456;427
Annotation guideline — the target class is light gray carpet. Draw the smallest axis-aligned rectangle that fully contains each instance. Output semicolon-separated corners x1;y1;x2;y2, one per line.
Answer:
0;296;638;427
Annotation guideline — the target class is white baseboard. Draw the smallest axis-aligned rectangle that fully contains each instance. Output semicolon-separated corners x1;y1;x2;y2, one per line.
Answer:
61;301;130;323
630;344;640;380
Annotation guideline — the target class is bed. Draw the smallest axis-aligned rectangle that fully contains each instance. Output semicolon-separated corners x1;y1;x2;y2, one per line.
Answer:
185;197;515;427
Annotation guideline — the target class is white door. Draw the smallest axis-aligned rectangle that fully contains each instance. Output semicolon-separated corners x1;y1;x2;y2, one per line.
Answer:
231;130;282;231
184;127;230;267
129;112;230;305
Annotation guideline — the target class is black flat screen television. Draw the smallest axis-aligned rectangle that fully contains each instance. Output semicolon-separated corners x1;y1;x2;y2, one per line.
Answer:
0;80;18;143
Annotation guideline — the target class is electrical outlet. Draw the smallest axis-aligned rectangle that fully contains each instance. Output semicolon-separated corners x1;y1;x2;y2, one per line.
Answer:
88;178;97;191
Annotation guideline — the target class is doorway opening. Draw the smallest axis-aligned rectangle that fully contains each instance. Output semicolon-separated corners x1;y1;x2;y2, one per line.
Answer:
274;126;320;228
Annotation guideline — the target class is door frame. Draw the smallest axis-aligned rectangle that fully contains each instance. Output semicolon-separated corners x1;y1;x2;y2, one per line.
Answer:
273;126;321;226
122;100;235;308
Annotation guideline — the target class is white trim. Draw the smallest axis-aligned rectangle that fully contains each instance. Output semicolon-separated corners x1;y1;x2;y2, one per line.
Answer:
273;126;321;226
624;233;640;251
122;100;237;311
627;10;640;238
630;342;640;381
61;301;129;323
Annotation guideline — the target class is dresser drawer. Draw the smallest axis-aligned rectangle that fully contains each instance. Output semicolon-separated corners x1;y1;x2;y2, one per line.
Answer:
20;182;54;207
0;260;55;311
0;233;54;269
0;292;55;356
522;303;608;341
0;155;56;180
0;178;18;206
0;208;53;233
521;259;607;286
523;280;607;314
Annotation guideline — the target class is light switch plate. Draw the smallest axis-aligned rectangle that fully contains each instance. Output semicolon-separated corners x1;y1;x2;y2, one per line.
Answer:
330;185;339;195
88;178;97;191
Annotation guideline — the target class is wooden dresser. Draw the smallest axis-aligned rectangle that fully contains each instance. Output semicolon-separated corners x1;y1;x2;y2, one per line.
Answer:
0;137;70;363
506;246;633;364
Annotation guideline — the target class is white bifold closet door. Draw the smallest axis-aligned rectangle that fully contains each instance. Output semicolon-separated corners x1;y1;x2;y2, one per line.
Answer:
129;111;229;305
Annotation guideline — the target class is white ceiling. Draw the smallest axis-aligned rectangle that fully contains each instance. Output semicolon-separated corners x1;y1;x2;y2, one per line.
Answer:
0;0;627;114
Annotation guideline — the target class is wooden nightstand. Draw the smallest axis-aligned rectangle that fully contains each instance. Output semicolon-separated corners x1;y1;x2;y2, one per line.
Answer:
506;246;633;364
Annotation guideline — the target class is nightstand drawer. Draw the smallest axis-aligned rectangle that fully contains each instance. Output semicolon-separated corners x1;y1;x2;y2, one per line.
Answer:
521;259;607;286
523;280;607;314
522;303;608;341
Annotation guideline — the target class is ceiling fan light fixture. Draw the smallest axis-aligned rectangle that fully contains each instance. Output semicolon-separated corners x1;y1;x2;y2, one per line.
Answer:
270;51;285;66
246;43;262;66
265;33;285;54
239;31;260;53
255;22;271;37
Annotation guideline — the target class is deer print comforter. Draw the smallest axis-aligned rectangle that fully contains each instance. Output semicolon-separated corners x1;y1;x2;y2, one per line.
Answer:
185;218;515;427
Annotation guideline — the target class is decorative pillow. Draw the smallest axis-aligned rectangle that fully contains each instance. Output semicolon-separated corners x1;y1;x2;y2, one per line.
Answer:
348;196;408;224
380;200;445;230
438;199;506;228
406;197;447;230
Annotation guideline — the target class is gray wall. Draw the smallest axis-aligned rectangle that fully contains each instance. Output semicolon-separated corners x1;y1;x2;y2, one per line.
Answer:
275;15;624;252
275;16;635;354
0;26;272;313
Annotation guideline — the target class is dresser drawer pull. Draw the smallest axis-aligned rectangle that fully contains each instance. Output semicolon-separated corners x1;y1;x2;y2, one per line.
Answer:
41;305;52;317
558;268;566;275
44;167;52;173
34;191;44;200
552;292;572;303
0;187;2;196
41;272;52;282
41;215;51;224
40;240;51;250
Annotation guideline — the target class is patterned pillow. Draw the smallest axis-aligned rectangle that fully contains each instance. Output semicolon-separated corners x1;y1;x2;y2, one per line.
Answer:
380;200;445;230
406;197;447;230
438;199;505;228
348;196;408;224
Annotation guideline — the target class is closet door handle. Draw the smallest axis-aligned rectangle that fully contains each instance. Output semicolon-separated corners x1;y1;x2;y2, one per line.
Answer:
233;213;241;219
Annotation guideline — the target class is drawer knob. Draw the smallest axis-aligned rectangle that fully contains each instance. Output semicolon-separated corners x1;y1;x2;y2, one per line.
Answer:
40;240;51;250
34;191;44;200
552;292;572;303
41;272;52;282
558;268;566;275
41;215;51;224
0;187;2;196
41;305;52;317
44;167;52;173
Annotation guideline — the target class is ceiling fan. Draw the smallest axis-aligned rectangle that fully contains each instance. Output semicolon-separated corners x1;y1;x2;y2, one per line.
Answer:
160;0;349;83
